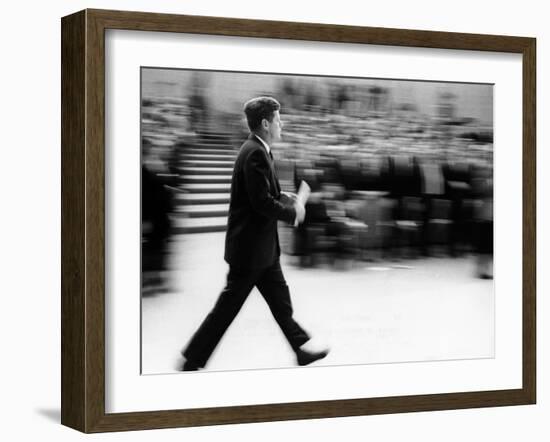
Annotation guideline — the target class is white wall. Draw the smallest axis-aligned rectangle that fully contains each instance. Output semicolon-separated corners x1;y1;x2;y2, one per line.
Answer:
0;0;546;440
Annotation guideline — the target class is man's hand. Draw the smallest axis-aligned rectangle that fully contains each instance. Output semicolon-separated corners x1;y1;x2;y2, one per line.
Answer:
280;191;298;208
281;191;298;201
294;201;306;225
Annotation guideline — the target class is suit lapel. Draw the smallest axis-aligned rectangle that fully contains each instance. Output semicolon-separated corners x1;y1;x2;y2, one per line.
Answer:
250;133;281;195
273;159;281;194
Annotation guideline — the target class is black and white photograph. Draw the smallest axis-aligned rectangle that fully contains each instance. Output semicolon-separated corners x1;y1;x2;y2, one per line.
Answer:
2;0;544;437
140;67;494;375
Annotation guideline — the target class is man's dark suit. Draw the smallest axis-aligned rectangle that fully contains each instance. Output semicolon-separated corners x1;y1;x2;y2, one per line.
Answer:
183;134;310;368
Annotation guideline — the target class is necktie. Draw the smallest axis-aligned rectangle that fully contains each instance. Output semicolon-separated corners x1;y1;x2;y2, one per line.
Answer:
269;151;281;193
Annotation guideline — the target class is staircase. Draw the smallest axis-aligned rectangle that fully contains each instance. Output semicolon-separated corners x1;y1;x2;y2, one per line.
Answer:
172;129;238;234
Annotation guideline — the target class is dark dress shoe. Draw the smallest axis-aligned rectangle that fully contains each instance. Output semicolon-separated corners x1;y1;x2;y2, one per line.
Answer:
296;348;329;366
182;360;201;371
176;357;201;371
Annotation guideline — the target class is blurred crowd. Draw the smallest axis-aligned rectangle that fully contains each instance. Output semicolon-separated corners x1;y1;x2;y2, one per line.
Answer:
272;80;492;277
141;77;494;289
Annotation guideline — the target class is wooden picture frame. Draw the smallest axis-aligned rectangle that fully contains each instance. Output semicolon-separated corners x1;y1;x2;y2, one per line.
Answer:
61;8;536;433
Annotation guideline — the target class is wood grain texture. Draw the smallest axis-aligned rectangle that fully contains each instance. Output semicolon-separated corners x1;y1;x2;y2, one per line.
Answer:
89;389;532;433
61;10;86;432
60;8;537;433
89;8;532;52
522;38;536;404
85;9;107;433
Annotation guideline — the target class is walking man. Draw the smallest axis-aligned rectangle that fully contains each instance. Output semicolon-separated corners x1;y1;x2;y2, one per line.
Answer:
179;96;329;371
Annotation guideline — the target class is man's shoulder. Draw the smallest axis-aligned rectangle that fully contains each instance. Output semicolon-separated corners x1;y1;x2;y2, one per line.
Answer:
238;136;265;159
240;135;262;150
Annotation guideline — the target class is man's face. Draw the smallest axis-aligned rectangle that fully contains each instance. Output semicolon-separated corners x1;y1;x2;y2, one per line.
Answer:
266;110;283;143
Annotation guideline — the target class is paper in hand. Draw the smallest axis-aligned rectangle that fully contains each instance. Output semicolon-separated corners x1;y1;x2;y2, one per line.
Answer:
296;180;311;206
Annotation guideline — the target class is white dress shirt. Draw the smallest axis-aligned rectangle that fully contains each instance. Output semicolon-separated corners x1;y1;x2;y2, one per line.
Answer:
254;134;299;226
254;134;270;155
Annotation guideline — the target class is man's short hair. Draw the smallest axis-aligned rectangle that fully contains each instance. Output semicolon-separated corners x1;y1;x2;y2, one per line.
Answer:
243;96;280;132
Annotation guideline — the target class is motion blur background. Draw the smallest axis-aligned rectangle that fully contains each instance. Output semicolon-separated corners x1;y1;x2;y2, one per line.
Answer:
142;69;494;291
140;69;496;373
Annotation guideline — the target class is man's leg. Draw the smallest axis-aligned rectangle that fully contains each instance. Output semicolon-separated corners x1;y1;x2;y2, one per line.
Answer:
256;260;329;366
256;260;310;352
182;266;258;369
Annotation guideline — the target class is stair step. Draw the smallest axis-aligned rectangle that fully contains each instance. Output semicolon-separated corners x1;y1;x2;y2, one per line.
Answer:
172;217;228;234
197;132;232;140
178;167;233;176
180;183;231;193
182;148;238;155
181;159;235;165
182;153;236;161
142;132;176;145
195;141;234;148
194;134;231;141
176;193;230;205
181;176;232;184
175;204;229;218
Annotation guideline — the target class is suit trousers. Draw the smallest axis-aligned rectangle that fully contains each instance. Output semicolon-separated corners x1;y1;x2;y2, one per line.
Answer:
183;260;310;368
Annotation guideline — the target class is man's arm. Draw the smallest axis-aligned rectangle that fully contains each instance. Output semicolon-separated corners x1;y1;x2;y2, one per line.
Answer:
243;149;297;224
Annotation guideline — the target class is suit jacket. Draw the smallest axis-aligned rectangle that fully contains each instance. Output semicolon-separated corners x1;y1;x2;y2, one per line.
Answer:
224;134;296;269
